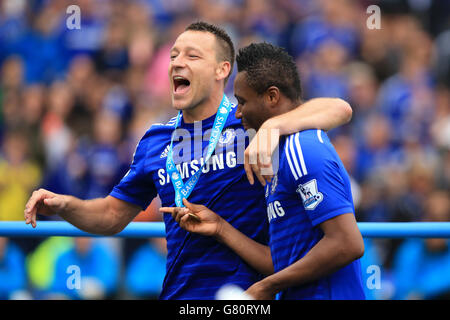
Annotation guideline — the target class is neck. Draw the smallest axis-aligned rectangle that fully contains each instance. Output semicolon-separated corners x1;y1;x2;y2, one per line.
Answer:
182;91;224;123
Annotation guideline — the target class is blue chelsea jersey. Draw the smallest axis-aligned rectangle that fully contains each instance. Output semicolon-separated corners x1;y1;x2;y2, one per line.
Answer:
266;129;365;300
110;101;269;300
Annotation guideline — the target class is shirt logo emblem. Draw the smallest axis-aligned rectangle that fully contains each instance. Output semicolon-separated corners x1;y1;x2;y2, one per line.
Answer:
218;128;235;146
296;179;323;210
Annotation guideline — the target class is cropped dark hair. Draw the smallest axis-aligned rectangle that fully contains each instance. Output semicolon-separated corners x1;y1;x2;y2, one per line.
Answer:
185;21;235;84
236;42;302;101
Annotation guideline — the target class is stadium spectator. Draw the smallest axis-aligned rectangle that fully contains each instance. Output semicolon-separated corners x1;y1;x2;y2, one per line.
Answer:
392;190;450;299
26;236;73;298
0;237;28;299
83;111;129;199
0;130;41;221
49;237;119;299
125;239;166;299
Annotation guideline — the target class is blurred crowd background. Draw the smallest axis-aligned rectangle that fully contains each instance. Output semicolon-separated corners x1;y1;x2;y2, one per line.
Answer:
0;0;449;300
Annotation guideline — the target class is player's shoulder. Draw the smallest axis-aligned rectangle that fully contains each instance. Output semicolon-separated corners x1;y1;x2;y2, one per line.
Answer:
282;129;334;178
148;115;179;131
284;129;331;154
297;128;328;141
139;115;178;140
132;116;177;153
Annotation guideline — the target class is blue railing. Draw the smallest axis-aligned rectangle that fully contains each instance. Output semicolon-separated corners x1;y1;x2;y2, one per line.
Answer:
0;221;450;238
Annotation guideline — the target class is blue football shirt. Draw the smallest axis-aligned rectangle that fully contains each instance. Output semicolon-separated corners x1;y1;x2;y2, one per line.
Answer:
265;129;365;300
110;100;269;300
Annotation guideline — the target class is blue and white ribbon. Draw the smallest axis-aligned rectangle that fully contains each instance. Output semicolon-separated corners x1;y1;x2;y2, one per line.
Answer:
166;94;232;207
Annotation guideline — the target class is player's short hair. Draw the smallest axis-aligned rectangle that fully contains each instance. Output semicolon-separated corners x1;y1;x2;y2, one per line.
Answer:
236;42;302;102
185;21;235;84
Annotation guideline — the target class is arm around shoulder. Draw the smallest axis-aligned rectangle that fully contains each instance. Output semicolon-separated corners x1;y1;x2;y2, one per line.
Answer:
267;98;353;136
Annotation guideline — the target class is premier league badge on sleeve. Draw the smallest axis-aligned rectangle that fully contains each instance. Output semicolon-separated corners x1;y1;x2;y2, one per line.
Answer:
296;179;323;210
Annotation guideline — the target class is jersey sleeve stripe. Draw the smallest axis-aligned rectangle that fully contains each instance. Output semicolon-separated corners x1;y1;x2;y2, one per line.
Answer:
289;134;304;177
288;134;304;179
166;116;178;126
285;136;300;180
317;129;324;143
294;132;308;176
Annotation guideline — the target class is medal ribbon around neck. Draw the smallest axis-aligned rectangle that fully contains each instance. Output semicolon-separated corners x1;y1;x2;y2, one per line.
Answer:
166;94;232;207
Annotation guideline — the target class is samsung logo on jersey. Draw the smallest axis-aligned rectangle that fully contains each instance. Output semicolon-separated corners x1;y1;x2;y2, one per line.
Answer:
267;200;285;223
158;152;238;185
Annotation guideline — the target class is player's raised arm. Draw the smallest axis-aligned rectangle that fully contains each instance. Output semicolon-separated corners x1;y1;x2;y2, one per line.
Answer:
267;97;353;136
244;98;353;185
24;189;141;236
160;198;274;276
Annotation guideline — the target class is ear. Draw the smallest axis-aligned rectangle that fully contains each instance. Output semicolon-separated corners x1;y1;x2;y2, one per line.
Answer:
216;61;231;82
265;86;281;107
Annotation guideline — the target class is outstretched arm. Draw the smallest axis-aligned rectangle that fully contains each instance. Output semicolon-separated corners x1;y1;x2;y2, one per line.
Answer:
24;189;141;236
244;98;352;186
160;199;274;275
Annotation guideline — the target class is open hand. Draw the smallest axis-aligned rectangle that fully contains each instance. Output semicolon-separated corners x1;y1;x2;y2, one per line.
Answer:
24;189;65;228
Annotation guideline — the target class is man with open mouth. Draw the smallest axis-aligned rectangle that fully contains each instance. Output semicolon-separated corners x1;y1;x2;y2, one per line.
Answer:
162;42;365;300
24;21;353;300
